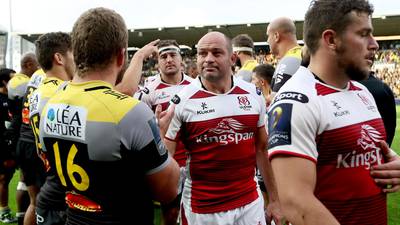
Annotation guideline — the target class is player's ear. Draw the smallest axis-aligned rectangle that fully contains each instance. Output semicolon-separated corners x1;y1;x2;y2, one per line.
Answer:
53;53;63;65
274;32;280;43
322;29;337;51
117;48;126;67
230;52;237;66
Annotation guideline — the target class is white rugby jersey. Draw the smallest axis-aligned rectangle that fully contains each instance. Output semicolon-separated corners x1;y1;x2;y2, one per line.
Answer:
166;76;266;214
134;74;192;111
134;73;192;167
268;66;387;225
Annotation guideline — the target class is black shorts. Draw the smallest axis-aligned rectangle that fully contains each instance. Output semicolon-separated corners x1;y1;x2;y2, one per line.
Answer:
16;140;46;187
0;162;15;182
36;207;66;225
0;144;16;177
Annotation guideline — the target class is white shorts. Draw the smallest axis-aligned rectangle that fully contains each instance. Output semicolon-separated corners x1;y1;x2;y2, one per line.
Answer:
181;194;266;225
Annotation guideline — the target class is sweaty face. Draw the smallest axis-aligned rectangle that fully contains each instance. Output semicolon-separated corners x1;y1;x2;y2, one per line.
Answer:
336;12;378;81
158;50;182;77
197;34;234;83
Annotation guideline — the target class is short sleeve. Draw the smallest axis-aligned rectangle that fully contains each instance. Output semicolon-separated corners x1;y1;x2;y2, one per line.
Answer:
119;102;169;174
267;92;319;163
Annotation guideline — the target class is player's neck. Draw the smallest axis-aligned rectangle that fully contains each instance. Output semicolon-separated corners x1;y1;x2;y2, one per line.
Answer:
200;75;233;94
261;85;271;99
161;72;182;85
72;66;118;87
308;53;349;89
45;66;70;81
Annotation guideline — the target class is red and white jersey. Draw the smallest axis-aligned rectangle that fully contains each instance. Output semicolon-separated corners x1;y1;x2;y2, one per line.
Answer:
134;73;192;111
134;73;192;167
267;66;387;225
166;76;266;214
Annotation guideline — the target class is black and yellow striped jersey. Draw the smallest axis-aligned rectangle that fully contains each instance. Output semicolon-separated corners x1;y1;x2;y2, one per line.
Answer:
29;76;68;211
39;80;170;224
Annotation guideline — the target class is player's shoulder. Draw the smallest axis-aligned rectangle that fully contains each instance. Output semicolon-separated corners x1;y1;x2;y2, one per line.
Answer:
234;76;260;96
144;74;161;88
37;77;64;96
272;67;316;104
166;77;199;108
8;73;29;88
28;69;46;87
182;74;194;84
88;85;139;110
285;45;302;59
50;81;140;123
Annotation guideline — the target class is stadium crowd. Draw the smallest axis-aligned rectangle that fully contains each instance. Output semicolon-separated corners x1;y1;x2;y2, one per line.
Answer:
0;0;399;225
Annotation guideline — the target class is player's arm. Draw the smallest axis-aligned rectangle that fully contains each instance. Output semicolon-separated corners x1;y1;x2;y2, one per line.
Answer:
267;91;338;224
370;140;400;193
271;156;339;225
255;127;283;225
122;102;179;203
115;40;159;96
146;155;180;204
163;139;177;156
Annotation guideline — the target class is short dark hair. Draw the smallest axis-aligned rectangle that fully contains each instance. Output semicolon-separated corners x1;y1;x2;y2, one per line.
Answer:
157;40;180;49
232;34;254;56
35;32;71;71
0;68;15;87
71;7;128;76
304;0;374;55
253;64;274;85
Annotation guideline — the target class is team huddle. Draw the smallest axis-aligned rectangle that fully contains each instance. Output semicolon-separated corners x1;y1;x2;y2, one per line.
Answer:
0;0;399;225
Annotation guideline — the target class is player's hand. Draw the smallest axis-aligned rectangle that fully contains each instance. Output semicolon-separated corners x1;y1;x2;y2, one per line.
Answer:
134;39;160;60
265;200;284;225
155;104;175;139
370;141;400;193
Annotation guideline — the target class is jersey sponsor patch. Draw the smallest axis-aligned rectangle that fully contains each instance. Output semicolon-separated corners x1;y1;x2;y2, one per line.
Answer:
196;118;255;145
273;92;309;104
43;104;87;141
171;94;181;104
142;87;150;94
147;117;167;156
29;92;40;116
337;124;383;169
268;103;292;148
